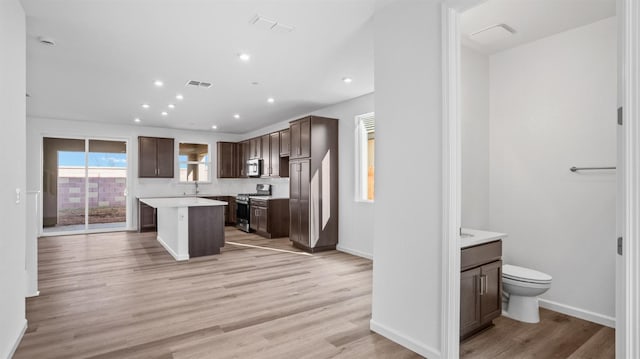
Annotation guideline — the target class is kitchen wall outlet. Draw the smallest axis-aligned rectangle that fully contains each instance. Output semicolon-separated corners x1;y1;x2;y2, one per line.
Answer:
15;188;20;204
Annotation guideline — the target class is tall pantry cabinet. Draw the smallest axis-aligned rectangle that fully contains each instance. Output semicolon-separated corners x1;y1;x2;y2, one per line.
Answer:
288;116;339;252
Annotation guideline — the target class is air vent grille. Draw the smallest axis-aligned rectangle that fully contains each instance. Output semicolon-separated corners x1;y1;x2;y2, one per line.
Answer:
185;80;212;88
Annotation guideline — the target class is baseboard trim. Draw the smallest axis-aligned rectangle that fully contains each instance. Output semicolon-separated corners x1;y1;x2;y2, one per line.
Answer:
370;319;440;359
336;244;373;260
26;290;40;298
538;299;615;328
156;236;189;261
5;319;27;359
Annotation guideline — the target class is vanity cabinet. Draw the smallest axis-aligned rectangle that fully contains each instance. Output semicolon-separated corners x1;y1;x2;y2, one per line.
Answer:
460;240;502;340
138;136;174;178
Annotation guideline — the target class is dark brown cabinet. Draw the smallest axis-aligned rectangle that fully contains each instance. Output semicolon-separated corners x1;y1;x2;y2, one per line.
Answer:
228;197;237;224
138;136;174;178
250;198;289;238
237;141;249;178
217;142;236;178
138;200;157;232
289;117;310;159
280;129;290;157
460;240;503;340
261;134;271;177
289;159;310;247
249;137;261;159
288;116;338;252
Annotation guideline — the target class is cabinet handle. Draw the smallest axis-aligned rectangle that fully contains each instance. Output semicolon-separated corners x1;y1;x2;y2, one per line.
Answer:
479;275;487;296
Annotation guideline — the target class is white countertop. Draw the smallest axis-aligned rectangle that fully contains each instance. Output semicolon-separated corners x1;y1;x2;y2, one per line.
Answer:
460;228;507;248
249;196;290;200
137;193;233;199
139;197;228;208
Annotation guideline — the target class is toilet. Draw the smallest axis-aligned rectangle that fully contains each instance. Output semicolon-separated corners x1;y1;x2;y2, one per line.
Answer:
502;264;552;323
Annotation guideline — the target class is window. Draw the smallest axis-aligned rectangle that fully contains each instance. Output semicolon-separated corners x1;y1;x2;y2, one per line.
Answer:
356;113;375;201
178;142;210;182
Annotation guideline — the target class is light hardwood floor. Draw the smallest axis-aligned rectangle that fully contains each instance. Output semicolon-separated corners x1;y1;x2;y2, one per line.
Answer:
15;228;420;359
15;228;614;358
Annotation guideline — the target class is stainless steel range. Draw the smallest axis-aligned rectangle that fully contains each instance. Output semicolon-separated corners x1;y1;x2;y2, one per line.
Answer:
236;184;272;232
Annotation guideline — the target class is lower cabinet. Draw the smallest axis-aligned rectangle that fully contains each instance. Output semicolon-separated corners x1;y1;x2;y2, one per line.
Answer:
460;240;503;340
250;198;289;238
138;200;157;232
203;196;235;225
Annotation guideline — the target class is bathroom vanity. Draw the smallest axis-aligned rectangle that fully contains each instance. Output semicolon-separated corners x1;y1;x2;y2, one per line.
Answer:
460;229;506;340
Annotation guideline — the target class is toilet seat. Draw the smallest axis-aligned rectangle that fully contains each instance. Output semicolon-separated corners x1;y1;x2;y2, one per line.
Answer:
503;264;552;285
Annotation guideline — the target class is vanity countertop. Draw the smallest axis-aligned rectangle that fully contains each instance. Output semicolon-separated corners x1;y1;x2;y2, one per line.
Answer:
460;228;507;248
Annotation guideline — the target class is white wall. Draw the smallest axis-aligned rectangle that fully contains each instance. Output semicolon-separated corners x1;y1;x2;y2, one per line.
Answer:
461;46;490;230
26;118;290;231
245;93;375;259
489;17;617;324
0;0;27;357
370;0;443;357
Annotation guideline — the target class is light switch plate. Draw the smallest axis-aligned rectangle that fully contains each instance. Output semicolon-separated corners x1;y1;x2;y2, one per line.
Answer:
15;188;20;204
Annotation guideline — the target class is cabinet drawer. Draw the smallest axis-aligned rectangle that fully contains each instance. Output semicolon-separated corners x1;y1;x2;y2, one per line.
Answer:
250;198;267;208
461;240;502;271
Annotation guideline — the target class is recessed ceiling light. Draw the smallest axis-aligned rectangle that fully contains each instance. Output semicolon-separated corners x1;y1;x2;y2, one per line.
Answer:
267;97;275;104
141;103;150;109
176;94;184;100
168;104;175;109
161;111;168;116
239;53;251;62
211;125;218;130
134;118;141;123
343;77;353;84
233;114;240;119
154;80;164;87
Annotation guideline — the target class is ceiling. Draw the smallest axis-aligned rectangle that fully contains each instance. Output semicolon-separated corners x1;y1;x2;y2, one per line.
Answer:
22;0;374;134
461;0;616;54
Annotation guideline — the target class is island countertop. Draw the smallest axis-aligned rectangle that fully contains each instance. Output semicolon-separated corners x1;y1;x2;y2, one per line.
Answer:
139;197;227;208
460;228;507;248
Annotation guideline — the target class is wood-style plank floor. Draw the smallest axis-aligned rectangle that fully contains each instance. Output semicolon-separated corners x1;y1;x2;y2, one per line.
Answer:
15;228;615;358
15;228;421;359
461;308;615;359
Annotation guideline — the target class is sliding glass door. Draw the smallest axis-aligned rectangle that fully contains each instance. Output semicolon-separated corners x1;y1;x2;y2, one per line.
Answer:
43;137;128;234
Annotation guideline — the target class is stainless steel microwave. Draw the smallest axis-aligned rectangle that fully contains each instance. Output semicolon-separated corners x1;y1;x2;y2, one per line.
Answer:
247;159;261;177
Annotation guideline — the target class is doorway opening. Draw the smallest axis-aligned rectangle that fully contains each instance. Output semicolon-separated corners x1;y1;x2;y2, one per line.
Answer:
42;137;128;234
449;0;618;357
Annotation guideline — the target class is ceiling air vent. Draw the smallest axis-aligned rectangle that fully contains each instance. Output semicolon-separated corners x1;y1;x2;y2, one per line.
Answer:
469;24;516;45
250;14;295;33
185;80;212;89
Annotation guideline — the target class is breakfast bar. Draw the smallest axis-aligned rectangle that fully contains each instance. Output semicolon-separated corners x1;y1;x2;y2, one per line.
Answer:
139;197;227;261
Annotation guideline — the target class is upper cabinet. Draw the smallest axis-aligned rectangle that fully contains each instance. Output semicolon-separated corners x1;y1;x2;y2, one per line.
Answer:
279;129;290;157
249;137;261;159
261;134;271;177
289;117;311;159
215;128;290;179
216;142;236;178
138;136;174;178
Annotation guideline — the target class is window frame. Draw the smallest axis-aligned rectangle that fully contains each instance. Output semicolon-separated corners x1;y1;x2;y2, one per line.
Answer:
177;141;212;183
355;112;375;203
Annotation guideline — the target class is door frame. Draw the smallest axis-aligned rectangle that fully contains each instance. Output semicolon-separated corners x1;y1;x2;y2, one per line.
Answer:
38;133;133;236
441;0;639;357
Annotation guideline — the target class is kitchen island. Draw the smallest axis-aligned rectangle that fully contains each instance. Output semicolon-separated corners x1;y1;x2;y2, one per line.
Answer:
139;197;227;261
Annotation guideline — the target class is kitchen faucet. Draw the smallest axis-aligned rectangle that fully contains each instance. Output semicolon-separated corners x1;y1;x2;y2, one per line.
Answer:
194;181;199;196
